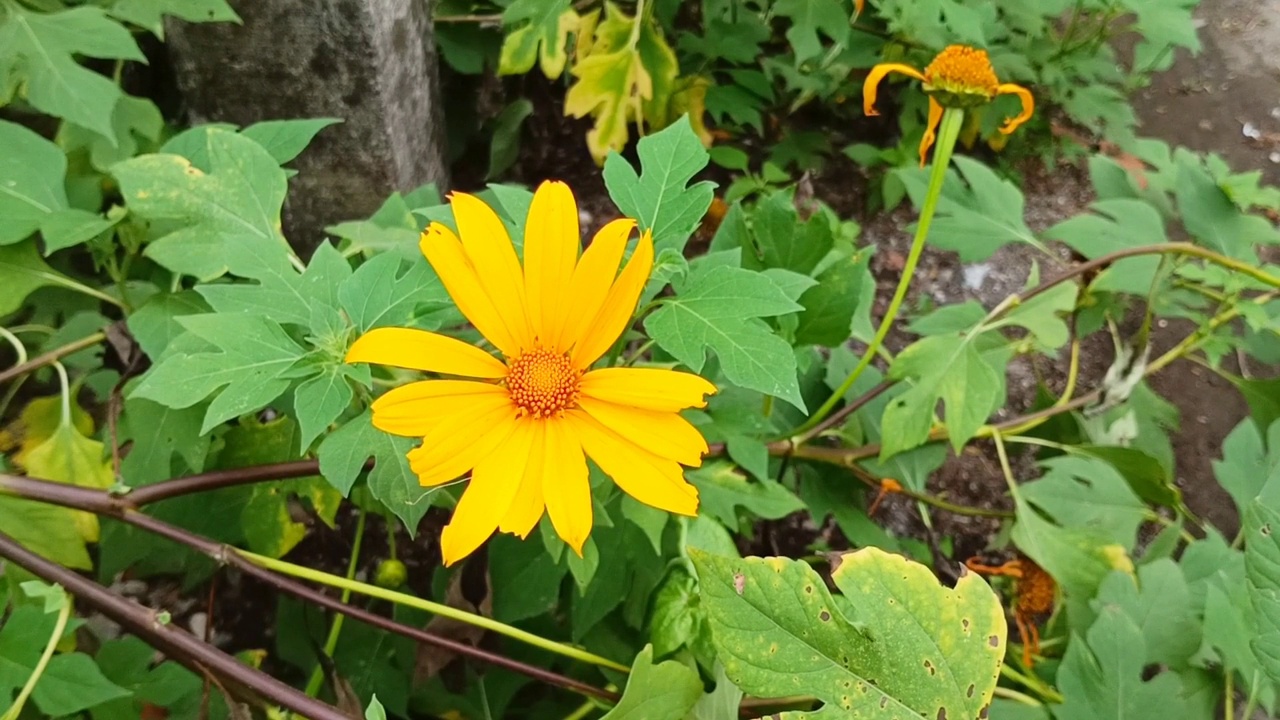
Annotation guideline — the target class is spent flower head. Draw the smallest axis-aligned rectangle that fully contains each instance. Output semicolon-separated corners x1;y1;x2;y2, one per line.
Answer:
864;44;1034;165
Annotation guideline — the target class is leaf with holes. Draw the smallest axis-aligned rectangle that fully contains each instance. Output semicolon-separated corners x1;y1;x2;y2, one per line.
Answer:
692;548;1005;719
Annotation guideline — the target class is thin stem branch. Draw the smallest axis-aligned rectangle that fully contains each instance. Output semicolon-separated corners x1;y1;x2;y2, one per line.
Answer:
124;459;344;505
0;331;106;385
0;473;622;702
0;528;353;720
304;508;367;698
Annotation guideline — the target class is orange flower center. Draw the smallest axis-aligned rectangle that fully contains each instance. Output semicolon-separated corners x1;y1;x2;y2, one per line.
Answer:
924;45;999;99
506;348;581;418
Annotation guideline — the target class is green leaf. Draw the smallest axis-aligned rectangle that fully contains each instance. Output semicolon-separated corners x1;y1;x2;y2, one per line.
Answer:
114;128;291;279
499;0;575;77
1093;560;1201;669
650;566;715;661
603;116;715;254
692;548;1005;719
339;252;450;333
740;191;833;274
60;94;164;173
1052;607;1184;720
1244;499;1280;685
488;533;567;623
0;120;70;245
1069;444;1182;511
1020;456;1147;551
316;410;438;532
989;283;1078;350
293;365;356;452
125;290;210;360
118;396;210;486
241;118;342;165
1174;150;1280;258
108;0;240;37
772;0;850;62
645;265;804;408
602;645;702;720
1011;490;1126;613
795;250;873;347
879;334;1002;459
365;695;387;720
1121;0;1201;70
0;606;130;716
130;313;308;433
0;7;143;139
1213;418;1279;520
40;209;119;254
688;461;805;532
91;636;204;720
1044;199;1166;295
895;156;1043;262
0;241;79;317
487;99;535;179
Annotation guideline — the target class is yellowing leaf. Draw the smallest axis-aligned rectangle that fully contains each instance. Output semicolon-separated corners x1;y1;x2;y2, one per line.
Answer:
22;397;114;543
11;395;93;467
499;0;578;78
564;1;681;164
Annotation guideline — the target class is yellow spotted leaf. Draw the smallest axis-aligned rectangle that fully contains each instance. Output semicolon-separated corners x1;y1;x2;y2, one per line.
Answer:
22;397;113;543
691;547;1006;719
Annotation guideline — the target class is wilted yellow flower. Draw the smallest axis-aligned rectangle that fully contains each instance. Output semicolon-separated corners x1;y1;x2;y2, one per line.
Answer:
864;45;1034;165
346;182;716;565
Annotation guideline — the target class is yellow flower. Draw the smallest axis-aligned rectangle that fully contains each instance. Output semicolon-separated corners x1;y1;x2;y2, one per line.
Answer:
864;45;1034;166
345;181;717;565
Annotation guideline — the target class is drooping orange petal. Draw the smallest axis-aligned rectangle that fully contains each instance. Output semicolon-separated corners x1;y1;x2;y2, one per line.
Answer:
566;410;699;516
370;380;509;437
449;192;535;351
541;417;591;556
498;420;546;538
407;404;518;487
919;96;944;167
569;231;654;369
523;181;580;348
577;396;708;466
346;327;508;378
996;83;1035;135
439;418;536;566
580;367;717;412
863;62;926;117
558;218;634;353
420;224;522;356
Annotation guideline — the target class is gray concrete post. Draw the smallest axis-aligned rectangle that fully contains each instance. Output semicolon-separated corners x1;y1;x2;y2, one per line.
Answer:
164;0;449;253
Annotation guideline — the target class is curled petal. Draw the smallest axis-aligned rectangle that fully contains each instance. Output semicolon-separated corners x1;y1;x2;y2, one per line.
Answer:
918;97;944;167
863;62;926;117
995;83;1035;135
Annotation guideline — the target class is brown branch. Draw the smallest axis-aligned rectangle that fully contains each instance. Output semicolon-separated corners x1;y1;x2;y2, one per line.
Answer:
0;331;107;385
0;473;620;704
124;459;357;506
0;528;351;720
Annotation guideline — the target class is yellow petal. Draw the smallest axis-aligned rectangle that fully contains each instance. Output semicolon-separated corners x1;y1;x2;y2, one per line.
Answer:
863;62;926;117
346;327;508;378
407;404;518;486
566;410;699;516
523;181;580;349
580;367;717;412
558;218;634;353
371;380;509;437
541;418;591;556
420;224;522;356
577;396;708;466
569;230;654;368
450;192;535;350
499;421;546;537
919;96;944;167
439;418;536;566
996;83;1035;135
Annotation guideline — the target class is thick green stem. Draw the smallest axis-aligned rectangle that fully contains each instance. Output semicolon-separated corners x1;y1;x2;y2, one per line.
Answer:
304;509;367;697
792;108;966;440
239;550;631;674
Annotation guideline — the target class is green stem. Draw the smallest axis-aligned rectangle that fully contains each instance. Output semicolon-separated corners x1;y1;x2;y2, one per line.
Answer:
238;550;631;674
2;592;72;720
999;664;1064;704
304;509;367;697
792;108;966;440
992;686;1042;706
0;327;28;365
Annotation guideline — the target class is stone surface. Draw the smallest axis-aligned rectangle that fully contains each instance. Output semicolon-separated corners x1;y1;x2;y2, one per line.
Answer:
164;0;449;253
